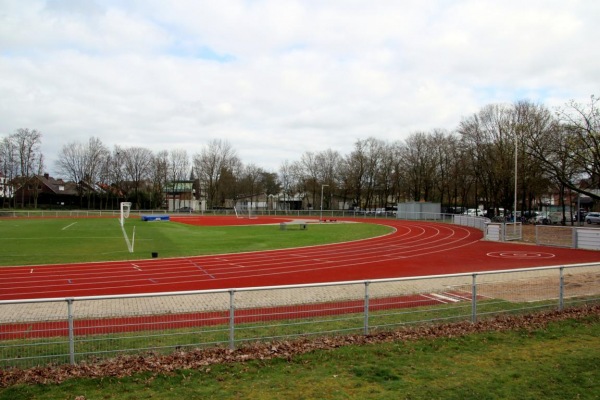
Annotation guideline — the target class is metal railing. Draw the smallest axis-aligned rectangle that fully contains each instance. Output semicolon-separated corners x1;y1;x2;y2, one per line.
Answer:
535;225;600;250
0;209;476;222
1;263;599;369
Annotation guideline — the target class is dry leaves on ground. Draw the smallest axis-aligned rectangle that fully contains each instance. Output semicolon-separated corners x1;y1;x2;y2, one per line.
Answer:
1;304;598;388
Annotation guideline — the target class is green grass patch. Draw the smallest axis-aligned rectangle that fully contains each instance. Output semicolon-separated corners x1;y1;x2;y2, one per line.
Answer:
1;315;598;399
0;218;391;266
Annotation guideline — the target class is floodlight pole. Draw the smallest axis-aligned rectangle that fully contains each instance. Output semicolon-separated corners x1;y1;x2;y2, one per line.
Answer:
320;184;329;222
514;129;518;235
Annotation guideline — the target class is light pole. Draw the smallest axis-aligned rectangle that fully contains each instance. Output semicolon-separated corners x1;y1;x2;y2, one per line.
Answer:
320;184;329;222
514;129;518;231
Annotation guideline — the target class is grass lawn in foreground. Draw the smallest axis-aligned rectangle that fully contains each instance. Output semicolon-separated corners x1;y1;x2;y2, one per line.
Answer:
0;217;392;267
0;315;598;400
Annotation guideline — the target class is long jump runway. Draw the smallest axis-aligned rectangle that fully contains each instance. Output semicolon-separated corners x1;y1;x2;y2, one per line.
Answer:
2;217;600;301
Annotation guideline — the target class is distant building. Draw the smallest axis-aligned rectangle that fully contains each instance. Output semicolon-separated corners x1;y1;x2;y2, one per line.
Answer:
164;180;203;211
13;173;79;208
0;172;13;200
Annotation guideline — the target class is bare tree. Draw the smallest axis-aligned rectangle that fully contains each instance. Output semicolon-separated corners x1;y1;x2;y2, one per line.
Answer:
122;146;154;209
400;132;437;202
431;130;461;207
553;95;600;199
56;137;109;208
513;101;556;213
344;140;368;209
0;136;18;207
458;104;516;215
297;151;320;209
314;149;342;210
150;150;169;209
239;163;264;209
278;160;293;211
167;149;190;210
193;139;239;209
11;129;43;208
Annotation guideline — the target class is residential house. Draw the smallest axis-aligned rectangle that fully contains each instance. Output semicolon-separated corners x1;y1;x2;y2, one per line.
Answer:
13;173;79;208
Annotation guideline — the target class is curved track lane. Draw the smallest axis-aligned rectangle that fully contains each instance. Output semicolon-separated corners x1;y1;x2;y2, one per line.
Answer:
1;218;600;300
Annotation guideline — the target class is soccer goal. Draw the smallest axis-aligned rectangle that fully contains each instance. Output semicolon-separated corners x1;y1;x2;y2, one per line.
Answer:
120;202;132;227
119;202;135;253
234;206;257;219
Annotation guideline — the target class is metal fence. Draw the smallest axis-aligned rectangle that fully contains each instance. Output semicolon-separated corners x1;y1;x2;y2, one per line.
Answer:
1;263;599;369
0;208;474;221
535;225;600;250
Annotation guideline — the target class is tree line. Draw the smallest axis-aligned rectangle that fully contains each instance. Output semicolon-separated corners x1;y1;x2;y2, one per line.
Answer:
1;96;598;213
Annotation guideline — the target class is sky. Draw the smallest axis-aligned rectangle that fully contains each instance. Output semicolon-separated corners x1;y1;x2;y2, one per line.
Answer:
1;0;599;176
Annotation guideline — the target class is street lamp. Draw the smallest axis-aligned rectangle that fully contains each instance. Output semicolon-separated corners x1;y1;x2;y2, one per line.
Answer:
320;184;329;222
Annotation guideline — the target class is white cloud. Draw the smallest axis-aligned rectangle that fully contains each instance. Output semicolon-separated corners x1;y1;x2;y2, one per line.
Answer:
1;0;599;175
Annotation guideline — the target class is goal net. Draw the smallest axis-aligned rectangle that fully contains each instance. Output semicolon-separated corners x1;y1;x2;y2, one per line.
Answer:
234;206;257;219
120;202;132;227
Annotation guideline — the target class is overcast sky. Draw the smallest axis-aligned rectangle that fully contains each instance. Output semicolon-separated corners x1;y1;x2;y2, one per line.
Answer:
1;0;599;176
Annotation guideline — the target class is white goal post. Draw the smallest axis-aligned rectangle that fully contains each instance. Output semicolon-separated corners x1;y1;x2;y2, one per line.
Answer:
234;206;257;219
120;202;132;227
119;202;135;253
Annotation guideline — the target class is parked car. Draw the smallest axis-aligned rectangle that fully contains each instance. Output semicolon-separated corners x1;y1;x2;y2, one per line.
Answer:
574;209;588;222
176;207;194;213
585;212;600;225
534;212;552;225
463;208;485;217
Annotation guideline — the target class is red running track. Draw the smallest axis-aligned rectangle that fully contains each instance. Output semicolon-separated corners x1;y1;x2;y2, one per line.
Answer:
1;217;600;301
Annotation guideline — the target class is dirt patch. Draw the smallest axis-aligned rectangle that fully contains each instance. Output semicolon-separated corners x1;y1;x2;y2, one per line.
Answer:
471;271;600;303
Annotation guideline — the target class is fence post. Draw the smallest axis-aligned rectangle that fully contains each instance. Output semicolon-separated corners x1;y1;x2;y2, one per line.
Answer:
471;274;478;323
67;298;75;365
559;267;564;311
363;282;370;335
229;290;235;350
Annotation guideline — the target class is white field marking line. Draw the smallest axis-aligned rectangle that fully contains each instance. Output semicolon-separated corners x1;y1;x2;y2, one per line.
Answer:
421;293;449;304
120;222;133;253
429;293;461;303
62;222;77;230
444;290;472;301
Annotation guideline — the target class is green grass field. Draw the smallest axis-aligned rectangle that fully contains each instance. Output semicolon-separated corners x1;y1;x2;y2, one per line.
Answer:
0;217;392;267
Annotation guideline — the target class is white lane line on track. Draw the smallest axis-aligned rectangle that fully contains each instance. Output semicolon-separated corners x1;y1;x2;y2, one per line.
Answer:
429;293;460;303
132;264;142;271
189;260;216;279
446;291;472;301
421;293;448;304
